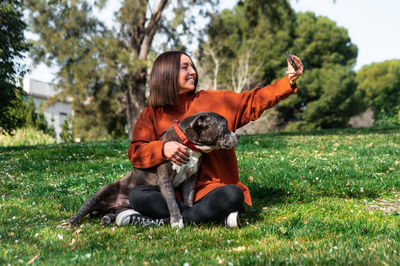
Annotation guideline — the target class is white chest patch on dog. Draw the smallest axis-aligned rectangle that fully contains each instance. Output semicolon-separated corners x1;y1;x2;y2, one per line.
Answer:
172;149;201;187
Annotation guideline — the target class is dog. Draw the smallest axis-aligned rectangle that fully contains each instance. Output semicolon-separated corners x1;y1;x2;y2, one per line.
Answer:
66;112;239;228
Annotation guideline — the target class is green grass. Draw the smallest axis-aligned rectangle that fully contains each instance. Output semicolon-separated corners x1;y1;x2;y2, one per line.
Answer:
1;128;400;265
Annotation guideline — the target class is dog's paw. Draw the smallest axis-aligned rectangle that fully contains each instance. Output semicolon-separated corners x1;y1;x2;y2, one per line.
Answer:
56;221;72;229
171;218;184;229
67;216;81;226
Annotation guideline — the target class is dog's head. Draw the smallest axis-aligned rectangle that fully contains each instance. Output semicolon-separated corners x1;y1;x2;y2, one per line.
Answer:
181;112;239;152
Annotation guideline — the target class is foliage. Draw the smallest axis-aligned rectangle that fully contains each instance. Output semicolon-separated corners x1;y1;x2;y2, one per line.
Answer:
9;94;56;138
25;0;218;140
284;65;364;131
1;128;400;264
71;112;117;141
0;0;30;134
25;0;127;140
356;60;400;127
0;127;56;146
200;7;362;130
278;12;361;130
60;116;74;143
373;108;400;128
198;0;295;91
291;12;357;69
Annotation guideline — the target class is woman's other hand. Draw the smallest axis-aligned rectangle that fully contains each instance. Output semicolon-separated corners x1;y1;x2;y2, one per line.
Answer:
287;55;304;85
163;141;189;165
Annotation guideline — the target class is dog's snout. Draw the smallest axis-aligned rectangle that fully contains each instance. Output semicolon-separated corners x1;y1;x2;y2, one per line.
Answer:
233;133;239;146
231;132;239;142
218;130;239;149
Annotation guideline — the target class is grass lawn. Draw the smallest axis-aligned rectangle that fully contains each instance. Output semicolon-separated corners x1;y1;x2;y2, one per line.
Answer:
1;127;400;265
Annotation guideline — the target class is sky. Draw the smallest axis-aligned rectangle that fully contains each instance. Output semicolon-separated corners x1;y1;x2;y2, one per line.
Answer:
289;0;400;70
26;0;400;83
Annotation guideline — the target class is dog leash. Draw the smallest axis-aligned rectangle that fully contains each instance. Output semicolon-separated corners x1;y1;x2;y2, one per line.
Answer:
172;121;200;152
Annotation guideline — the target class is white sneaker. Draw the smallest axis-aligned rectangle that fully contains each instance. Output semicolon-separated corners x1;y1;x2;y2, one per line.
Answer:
225;211;240;228
116;209;141;226
116;209;165;227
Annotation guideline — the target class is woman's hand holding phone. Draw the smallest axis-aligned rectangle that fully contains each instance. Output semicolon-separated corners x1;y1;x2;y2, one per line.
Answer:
285;50;304;85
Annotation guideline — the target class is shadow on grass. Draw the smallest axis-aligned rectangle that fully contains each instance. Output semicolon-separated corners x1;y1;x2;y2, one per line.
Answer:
242;181;385;224
243;185;289;223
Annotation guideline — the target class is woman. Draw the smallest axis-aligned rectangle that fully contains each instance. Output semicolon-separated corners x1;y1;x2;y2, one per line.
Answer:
117;51;303;227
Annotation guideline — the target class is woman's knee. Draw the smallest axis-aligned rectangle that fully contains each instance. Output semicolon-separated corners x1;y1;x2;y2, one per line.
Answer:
226;184;244;203
216;184;244;211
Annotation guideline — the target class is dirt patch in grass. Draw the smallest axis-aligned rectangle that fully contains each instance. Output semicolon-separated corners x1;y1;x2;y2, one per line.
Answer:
366;193;400;215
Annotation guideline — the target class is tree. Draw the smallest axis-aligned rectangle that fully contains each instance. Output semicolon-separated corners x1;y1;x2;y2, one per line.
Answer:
197;41;222;91
199;3;362;130
277;12;362;130
0;0;30;134
26;0;217;140
285;65;363;131
356;60;400;127
198;0;295;91
9;94;56;137
230;46;264;93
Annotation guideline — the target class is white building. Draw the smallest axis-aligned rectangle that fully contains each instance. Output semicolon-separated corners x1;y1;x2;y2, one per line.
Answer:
23;78;74;140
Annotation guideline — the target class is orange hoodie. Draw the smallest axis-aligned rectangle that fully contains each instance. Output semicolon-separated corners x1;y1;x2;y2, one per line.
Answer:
128;76;296;206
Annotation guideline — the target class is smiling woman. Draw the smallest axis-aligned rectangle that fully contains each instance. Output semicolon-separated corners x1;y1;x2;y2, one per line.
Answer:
178;55;197;93
123;50;303;228
147;51;198;107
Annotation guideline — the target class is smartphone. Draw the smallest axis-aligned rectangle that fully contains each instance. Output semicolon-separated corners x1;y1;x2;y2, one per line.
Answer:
285;50;297;71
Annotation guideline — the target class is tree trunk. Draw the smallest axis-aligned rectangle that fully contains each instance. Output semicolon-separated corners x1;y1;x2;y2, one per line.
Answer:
127;69;147;139
126;0;168;139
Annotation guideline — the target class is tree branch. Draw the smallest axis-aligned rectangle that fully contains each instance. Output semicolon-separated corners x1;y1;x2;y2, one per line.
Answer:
139;0;168;59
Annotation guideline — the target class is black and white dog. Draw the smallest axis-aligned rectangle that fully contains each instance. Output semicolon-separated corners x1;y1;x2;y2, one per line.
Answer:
66;112;239;228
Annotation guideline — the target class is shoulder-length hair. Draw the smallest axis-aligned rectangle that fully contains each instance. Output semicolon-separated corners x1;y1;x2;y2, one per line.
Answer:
147;51;198;107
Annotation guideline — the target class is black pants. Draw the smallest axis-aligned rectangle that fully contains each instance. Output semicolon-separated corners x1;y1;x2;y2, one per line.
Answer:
128;184;244;225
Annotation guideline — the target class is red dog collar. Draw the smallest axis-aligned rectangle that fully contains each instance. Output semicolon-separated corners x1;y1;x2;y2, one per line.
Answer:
173;121;200;152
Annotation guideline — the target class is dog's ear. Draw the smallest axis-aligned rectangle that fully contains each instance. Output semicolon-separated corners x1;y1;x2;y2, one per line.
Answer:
190;114;210;129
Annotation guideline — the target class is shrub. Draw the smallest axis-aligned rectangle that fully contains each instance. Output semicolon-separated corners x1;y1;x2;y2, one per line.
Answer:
356;60;400;127
60;116;74;143
8;94;56;138
374;106;400;128
0;127;56;146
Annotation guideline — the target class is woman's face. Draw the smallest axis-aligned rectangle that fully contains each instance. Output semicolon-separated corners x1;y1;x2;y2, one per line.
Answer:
178;54;197;93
